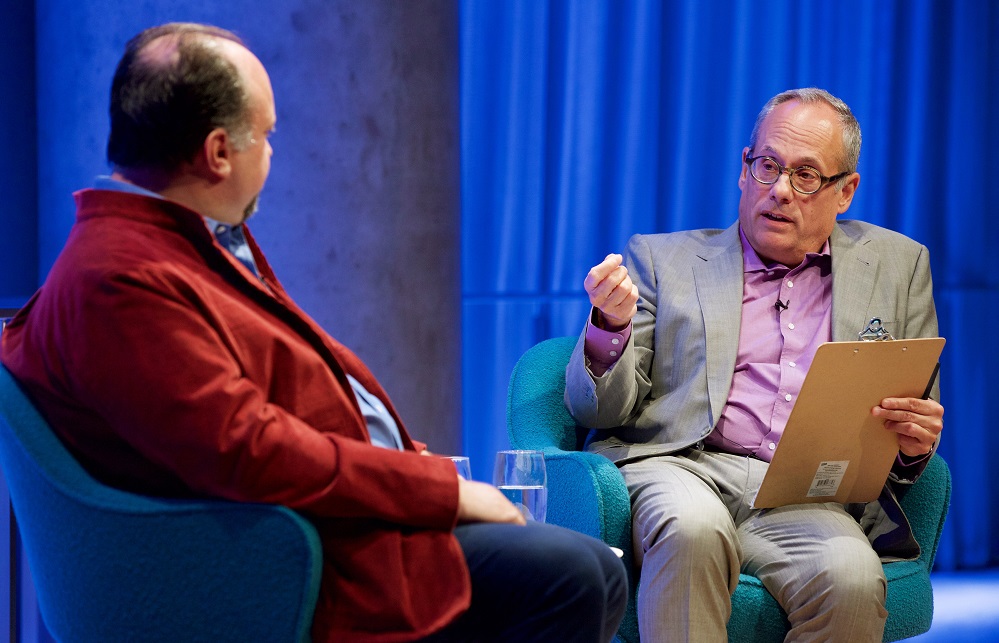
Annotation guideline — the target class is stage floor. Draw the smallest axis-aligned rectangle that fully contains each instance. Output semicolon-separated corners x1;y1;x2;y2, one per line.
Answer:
910;569;999;642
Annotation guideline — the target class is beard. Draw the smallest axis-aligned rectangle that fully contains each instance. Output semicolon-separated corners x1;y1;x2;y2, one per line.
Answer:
240;194;260;223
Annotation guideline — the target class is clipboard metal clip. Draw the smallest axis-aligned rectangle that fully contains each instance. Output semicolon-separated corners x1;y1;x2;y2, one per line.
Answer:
858;317;895;341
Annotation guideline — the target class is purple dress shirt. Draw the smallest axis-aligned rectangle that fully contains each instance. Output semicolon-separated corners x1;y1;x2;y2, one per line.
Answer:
703;230;831;461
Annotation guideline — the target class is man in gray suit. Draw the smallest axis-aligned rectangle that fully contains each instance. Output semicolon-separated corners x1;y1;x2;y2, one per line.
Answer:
565;88;944;642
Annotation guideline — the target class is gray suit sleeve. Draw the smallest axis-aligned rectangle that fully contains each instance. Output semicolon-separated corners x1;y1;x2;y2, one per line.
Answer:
565;235;655;429
890;240;941;484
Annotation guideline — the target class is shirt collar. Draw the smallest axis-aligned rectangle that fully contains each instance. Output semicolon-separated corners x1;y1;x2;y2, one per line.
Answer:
739;226;830;274
94;175;241;236
94;175;164;200
204;217;235;236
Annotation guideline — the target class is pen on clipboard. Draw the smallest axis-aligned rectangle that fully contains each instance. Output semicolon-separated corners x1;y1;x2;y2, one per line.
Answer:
921;362;941;400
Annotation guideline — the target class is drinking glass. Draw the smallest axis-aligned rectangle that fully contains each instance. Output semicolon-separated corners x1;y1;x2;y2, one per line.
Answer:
493;450;547;522
447;456;472;480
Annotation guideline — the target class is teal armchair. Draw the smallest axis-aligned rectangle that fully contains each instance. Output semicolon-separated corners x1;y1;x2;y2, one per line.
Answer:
507;336;951;643
0;364;323;642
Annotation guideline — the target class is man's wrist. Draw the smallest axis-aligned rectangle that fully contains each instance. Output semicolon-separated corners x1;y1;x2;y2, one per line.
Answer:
584;310;632;377
896;450;930;467
593;309;629;332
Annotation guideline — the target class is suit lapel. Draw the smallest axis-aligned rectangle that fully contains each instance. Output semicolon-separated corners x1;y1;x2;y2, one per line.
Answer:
691;222;879;420
830;224;879;341
693;223;744;423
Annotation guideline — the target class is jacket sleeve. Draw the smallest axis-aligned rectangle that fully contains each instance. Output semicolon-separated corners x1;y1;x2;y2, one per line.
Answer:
889;241;941;485
565;234;656;428
58;266;460;530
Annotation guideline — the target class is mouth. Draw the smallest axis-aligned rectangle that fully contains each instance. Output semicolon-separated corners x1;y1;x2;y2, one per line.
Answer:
761;210;792;223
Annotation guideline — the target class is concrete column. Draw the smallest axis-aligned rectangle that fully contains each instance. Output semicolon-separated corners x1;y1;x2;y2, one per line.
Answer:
257;1;462;454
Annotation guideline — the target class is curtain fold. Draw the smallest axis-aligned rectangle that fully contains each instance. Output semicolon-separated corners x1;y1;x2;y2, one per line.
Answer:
461;0;998;569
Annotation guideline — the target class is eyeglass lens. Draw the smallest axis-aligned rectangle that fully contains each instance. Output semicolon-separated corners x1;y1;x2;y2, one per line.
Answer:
750;157;823;194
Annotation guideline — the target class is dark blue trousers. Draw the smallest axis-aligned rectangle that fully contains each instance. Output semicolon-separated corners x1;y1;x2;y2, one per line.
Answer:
421;521;628;643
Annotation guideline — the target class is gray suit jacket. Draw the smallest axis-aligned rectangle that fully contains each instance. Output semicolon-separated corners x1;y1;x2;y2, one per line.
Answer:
565;219;939;560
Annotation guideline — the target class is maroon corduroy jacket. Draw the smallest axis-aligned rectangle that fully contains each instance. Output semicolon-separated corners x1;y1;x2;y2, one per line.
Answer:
1;189;470;642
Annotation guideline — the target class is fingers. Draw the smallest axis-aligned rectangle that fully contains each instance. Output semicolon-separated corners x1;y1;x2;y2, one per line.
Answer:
873;397;944;457
583;254;624;300
456;479;527;526
584;253;623;283
585;254;639;328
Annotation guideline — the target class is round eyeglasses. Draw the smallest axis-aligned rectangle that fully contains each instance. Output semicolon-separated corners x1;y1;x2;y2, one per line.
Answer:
745;155;849;195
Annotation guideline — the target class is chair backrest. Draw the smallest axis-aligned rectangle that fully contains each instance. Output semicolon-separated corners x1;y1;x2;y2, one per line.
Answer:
0;364;138;503
0;364;322;641
507;336;580;451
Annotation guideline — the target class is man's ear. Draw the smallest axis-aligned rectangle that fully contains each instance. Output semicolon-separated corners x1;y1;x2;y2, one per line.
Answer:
738;147;750;190
836;172;860;214
196;127;233;179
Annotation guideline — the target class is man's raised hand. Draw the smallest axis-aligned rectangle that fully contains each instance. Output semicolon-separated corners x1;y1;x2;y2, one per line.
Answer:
584;253;639;330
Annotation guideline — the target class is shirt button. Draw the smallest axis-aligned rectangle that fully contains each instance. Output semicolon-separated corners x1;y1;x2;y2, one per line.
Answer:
768;442;776;450
789;361;796;368
787;280;794;288
609;350;618;357
215;225;226;234
784;394;792;402
611;338;620;345
788;323;795;330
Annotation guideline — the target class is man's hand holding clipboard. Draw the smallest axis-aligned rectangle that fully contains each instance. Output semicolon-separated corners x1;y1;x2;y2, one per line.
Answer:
753;335;945;509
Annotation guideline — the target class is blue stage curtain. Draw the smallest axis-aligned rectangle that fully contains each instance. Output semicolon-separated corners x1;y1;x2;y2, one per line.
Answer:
460;0;999;570
0;2;38;306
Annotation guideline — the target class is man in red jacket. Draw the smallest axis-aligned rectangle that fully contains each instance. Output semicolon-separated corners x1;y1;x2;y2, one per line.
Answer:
1;23;626;642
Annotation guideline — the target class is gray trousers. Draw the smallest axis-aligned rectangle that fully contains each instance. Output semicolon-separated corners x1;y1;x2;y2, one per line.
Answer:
622;449;887;642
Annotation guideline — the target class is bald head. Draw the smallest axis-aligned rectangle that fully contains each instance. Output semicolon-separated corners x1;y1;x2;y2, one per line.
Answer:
106;23;253;172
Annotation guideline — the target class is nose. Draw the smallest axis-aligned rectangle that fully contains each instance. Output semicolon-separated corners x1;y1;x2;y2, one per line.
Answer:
770;170;794;201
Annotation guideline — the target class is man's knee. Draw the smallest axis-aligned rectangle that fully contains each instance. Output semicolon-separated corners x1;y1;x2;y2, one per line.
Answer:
781;537;887;639
545;528;628;602
816;537;886;601
638;498;735;557
780;535;886;616
448;523;627;642
518;525;629;641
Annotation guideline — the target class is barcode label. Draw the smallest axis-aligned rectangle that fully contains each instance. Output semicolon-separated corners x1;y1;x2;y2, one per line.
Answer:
807;461;849;498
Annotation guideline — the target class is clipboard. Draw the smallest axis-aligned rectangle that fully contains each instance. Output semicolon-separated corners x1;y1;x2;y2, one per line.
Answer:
752;337;945;509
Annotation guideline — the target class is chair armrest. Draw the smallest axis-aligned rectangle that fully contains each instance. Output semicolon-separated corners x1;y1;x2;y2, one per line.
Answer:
18;490;322;642
894;453;951;570
541;448;631;553
507;336;582;452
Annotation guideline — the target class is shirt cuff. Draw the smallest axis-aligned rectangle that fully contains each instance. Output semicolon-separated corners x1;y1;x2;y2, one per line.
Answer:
584;310;631;377
895;451;930;468
892;450;931;481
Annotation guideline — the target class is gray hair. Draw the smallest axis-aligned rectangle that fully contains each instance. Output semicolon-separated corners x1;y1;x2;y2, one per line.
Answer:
748;88;862;174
